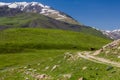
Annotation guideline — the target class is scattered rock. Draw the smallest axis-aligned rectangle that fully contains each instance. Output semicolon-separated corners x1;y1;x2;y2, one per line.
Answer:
64;52;79;61
24;71;30;75
82;66;87;70
37;63;40;66
118;56;120;58
118;47;120;49
105;51;110;54
113;52;118;55
78;77;85;80
34;74;52;80
35;74;47;80
24;66;27;69
33;69;37;72
95;68;99;70
64;52;73;59
28;68;32;71
25;77;29;80
45;66;49;70
63;74;71;79
51;65;59;71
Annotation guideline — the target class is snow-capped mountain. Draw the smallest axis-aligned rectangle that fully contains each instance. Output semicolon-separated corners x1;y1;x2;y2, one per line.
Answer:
0;2;79;24
102;29;120;40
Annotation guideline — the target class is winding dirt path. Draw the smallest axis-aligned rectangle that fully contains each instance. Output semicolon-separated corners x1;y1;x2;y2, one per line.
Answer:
78;52;120;67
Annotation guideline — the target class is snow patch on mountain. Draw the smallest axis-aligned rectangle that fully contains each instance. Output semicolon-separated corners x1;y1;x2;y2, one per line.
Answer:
102;29;120;40
0;2;79;24
8;3;18;8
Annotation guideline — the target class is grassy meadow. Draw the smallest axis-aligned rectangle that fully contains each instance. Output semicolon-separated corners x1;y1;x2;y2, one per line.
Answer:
0;50;120;80
0;28;111;53
0;28;114;80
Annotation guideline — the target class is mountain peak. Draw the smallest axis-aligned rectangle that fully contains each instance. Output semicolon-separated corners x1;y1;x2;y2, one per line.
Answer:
0;2;46;9
0;2;79;24
102;29;120;40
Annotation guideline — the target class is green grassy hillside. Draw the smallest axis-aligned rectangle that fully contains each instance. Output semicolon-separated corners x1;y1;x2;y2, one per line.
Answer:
0;27;114;80
0;5;116;80
0;50;120;80
0;28;111;53
0;13;108;39
0;15;112;80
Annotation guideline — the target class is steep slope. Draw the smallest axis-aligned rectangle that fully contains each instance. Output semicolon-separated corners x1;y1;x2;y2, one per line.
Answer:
0;13;108;39
0;2;79;24
102;30;120;40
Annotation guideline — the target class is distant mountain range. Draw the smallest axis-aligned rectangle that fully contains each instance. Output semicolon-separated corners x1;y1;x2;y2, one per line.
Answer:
102;29;120;40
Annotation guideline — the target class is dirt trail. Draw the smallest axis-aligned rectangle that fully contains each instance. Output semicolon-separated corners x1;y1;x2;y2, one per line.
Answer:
78;52;120;67
92;49;102;55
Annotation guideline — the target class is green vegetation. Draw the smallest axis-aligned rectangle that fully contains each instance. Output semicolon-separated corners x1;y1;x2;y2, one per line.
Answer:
80;27;108;39
0;50;68;69
0;28;111;53
0;51;120;80
0;13;48;28
97;40;120;62
0;13;108;39
0;25;113;80
0;6;117;80
98;48;120;62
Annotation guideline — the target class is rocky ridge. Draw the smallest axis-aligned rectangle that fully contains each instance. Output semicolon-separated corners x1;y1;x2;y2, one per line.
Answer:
0;2;79;24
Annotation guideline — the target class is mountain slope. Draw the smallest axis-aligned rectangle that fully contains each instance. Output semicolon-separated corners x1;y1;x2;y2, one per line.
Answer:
0;13;108;39
102;30;120;40
1;50;120;80
0;2;79;24
0;28;116;80
0;28;111;53
0;2;110;39
0;6;22;16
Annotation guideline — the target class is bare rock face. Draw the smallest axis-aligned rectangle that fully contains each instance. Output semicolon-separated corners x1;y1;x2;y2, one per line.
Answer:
0;6;22;16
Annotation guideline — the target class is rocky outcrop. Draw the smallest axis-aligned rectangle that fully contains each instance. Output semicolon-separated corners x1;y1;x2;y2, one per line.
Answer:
0;6;22;16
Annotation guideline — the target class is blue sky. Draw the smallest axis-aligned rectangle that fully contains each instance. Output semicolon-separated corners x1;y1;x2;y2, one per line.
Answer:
1;0;120;30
